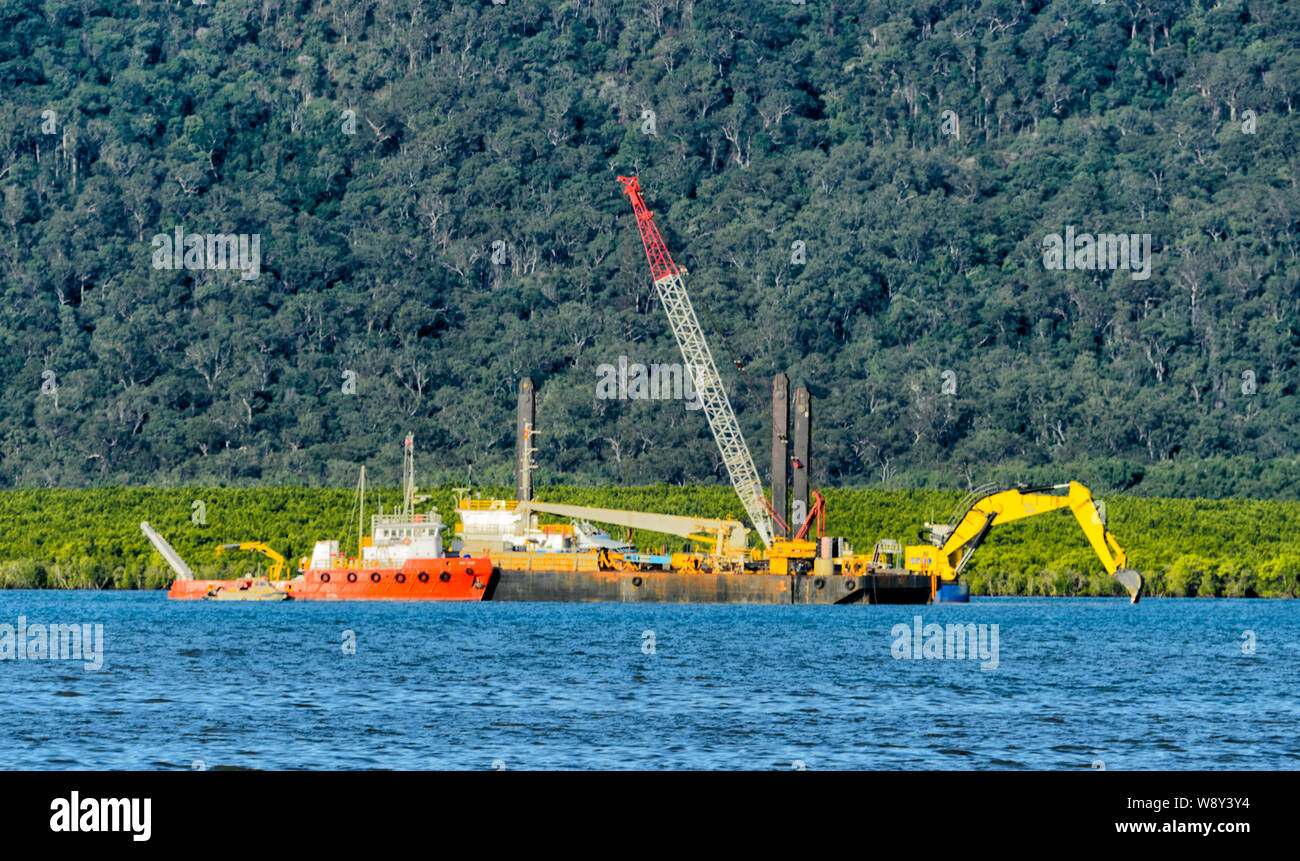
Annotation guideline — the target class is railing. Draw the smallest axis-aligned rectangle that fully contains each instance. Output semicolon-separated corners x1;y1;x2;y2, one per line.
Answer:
457;499;519;511
323;556;383;570
372;513;440;525
490;550;600;572
946;483;1000;529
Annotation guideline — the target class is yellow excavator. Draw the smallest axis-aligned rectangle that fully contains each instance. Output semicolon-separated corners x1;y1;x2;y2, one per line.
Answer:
903;482;1143;603
214;542;290;581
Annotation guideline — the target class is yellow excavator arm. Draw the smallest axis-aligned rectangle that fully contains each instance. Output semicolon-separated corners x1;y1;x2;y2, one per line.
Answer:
215;542;289;581
904;482;1142;602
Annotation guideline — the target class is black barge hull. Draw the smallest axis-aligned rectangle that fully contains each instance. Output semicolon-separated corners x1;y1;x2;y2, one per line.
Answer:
485;569;933;604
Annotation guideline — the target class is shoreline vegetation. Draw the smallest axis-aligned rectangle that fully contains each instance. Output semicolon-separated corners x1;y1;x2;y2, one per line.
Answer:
1;486;1296;598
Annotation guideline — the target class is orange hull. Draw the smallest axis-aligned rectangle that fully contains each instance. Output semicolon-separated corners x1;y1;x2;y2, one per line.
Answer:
168;557;494;601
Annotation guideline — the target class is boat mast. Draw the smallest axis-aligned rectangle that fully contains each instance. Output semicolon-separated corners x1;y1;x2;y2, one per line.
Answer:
356;465;366;557
402;433;415;519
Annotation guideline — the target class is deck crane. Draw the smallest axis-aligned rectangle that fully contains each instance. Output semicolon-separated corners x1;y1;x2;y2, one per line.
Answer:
618;176;776;549
215;541;290;581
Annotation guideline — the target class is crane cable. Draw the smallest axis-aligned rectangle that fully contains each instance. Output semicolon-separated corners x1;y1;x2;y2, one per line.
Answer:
668;252;772;444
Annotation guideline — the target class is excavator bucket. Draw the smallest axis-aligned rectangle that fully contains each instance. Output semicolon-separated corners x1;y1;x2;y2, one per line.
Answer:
1114;568;1143;604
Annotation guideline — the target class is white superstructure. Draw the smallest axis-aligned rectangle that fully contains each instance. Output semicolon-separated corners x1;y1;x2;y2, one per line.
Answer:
305;433;449;570
455;496;633;556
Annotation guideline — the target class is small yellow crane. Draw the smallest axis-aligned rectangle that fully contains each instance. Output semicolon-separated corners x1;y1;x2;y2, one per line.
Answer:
215;542;290;581
904;482;1143;602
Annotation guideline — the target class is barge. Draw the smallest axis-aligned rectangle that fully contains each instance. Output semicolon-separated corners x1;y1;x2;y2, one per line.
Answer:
455;496;933;605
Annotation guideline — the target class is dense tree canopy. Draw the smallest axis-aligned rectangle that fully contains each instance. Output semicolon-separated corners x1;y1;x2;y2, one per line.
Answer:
0;0;1296;497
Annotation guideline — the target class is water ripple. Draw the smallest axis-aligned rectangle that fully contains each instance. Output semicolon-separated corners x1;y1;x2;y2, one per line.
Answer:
0;593;1295;769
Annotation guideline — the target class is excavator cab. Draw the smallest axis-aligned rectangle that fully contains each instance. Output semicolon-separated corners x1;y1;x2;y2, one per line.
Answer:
921;522;955;547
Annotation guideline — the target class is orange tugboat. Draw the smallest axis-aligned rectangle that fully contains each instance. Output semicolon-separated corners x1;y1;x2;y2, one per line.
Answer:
156;435;493;601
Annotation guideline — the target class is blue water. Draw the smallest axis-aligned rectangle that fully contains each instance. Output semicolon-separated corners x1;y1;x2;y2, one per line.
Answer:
0;591;1295;770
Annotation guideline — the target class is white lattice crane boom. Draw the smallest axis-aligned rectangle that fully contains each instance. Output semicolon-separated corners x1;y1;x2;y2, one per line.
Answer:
618;176;775;549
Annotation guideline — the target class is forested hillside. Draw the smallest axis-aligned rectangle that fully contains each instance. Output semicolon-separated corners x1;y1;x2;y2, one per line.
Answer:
1;0;1297;496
